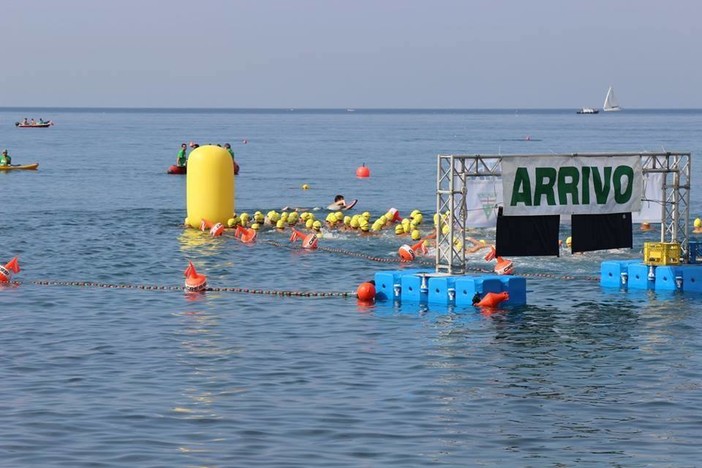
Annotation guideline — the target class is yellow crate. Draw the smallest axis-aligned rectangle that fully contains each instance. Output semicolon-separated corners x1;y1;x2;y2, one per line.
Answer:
643;242;681;266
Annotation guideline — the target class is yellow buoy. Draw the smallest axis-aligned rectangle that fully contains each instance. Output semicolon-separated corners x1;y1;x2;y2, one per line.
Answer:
186;145;235;229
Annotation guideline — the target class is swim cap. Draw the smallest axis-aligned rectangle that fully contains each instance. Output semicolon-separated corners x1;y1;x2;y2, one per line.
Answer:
276;219;285;229
335;211;343;221
343;215;351;225
395;224;404;235
695;217;701;228
350;217;360;229
362;211;371;220
411;229;421;240
306;219;314;229
566;236;572;247
313;220;322;230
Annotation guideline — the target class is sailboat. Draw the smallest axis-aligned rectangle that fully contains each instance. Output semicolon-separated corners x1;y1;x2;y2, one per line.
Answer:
603;86;621;112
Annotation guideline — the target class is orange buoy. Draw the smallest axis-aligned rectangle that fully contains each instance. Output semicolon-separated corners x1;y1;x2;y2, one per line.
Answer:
476;291;509;308
494;257;514;275
484;246;496;262
398;244;415;261
0;256;20;283
356;163;370;178
388;208;402;222
211;223;224;237
398;239;428;261
289;229;318;249
356;281;376;302
184;261;207;292
412;239;428;256
200;219;224;237
235;225;257;243
484;246;514;275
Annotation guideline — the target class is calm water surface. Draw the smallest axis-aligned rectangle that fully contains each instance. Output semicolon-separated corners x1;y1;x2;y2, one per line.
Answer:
1;108;701;466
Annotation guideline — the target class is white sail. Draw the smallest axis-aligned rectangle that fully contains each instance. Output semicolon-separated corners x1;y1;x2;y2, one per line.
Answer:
603;86;621;112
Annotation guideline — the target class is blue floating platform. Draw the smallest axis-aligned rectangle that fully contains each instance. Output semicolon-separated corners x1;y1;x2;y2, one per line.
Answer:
600;260;702;294
374;270;527;306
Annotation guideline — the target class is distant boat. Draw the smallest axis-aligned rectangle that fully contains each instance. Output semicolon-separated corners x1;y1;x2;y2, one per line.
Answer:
603;86;621;112
577;107;599;114
15;120;53;128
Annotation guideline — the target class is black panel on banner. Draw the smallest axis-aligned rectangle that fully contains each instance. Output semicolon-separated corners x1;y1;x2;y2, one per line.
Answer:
571;212;632;253
495;207;560;257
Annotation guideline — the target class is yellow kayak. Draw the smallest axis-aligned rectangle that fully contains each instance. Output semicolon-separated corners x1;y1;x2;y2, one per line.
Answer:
0;163;39;171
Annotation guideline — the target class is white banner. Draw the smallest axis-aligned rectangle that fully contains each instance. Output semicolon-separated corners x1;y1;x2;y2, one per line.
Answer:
501;156;643;216
463;167;660;227
465;176;503;227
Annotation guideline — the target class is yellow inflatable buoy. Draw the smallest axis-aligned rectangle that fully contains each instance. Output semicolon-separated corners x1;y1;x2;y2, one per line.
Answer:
186;145;235;229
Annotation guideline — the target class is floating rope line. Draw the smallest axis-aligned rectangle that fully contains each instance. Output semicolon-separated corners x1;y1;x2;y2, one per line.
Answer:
262;239;601;282
23;280;353;297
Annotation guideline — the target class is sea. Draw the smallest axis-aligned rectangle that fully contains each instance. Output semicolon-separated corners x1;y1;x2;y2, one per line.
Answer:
1;108;701;467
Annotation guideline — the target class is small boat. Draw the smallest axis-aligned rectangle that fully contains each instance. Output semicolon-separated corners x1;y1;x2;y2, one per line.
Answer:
603;86;621;112
15;121;53;128
577;107;599;114
167;165;187;175
167;162;239;175
0;163;39;171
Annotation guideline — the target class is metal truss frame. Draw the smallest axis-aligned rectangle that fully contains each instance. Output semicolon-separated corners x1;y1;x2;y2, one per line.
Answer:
436;152;692;274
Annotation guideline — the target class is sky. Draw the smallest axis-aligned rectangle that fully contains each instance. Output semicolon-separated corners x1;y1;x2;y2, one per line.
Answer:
2;0;701;108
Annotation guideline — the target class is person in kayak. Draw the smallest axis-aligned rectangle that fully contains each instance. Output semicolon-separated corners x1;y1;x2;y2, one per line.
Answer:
0;150;11;166
176;143;187;167
224;143;240;175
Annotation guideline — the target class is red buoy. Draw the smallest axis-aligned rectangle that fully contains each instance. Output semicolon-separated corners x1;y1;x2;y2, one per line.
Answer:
476;291;509;308
356;282;376;302
0;256;20;283
356;163;370;178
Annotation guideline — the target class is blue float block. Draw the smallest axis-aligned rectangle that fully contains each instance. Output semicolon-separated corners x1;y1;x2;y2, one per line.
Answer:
428;276;457;305
374;271;401;301
655;266;682;291
655;266;683;291
374;269;430;301
627;263;654;290
454;277;479;306
501;276;527;306
400;274;430;303
479;276;505;294
600;260;639;288
681;265;702;293
454;276;501;305
689;241;701;264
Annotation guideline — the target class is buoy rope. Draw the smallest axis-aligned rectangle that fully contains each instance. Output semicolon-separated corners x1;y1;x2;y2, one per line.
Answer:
261;240;601;282
23;280;353;297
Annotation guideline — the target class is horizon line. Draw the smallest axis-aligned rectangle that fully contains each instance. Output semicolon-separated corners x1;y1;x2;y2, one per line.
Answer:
2;106;702;111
